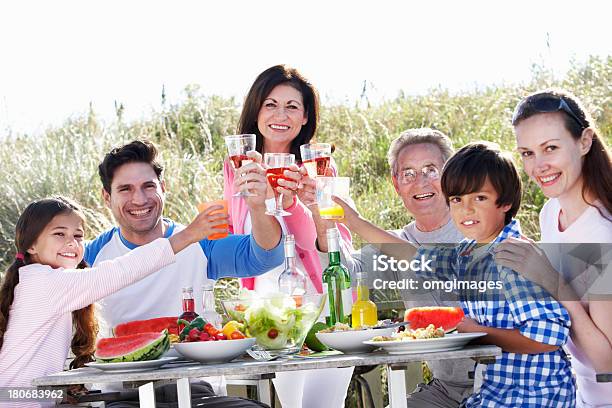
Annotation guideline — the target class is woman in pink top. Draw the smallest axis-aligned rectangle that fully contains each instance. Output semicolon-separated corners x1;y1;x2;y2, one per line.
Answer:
224;64;353;294
0;196;227;392
496;89;612;407
224;65;354;408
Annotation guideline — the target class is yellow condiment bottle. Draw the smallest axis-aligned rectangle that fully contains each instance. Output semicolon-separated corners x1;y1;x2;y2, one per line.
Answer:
351;272;378;328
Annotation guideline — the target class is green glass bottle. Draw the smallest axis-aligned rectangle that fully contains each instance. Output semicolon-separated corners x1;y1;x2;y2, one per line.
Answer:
322;228;352;326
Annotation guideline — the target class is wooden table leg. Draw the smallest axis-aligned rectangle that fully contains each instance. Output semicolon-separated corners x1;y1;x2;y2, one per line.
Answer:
138;381;156;408
177;378;192;408
386;365;407;408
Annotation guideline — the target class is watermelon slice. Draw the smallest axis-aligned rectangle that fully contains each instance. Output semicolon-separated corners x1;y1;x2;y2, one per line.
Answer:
95;330;170;363
113;316;179;337
404;307;464;332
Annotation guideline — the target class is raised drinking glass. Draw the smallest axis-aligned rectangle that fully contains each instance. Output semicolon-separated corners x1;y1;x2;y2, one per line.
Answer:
300;143;332;178
224;134;257;197
264;153;295;217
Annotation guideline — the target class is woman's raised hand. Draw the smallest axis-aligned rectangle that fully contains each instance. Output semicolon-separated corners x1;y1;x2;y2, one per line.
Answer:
275;164;302;209
296;167;317;206
494;236;560;296
233;151;268;209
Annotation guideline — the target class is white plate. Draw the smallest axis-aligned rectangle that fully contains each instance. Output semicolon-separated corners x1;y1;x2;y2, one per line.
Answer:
85;357;178;372
363;332;486;355
173;338;256;363
316;327;397;353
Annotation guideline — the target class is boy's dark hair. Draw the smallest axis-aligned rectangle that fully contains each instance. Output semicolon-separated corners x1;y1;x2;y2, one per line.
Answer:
441;142;522;225
98;140;164;193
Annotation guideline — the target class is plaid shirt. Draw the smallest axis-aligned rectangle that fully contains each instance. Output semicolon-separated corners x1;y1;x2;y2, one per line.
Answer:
417;220;575;407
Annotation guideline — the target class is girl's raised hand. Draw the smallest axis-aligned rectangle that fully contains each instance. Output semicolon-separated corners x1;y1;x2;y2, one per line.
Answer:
169;205;229;253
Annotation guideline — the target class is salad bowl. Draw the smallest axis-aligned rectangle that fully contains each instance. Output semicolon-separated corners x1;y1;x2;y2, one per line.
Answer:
222;292;325;355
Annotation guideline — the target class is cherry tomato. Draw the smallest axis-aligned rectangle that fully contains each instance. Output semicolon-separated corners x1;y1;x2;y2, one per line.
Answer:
215;333;227;341
199;332;211;341
189;328;201;341
267;328;278;339
204;323;219;336
230;331;246;340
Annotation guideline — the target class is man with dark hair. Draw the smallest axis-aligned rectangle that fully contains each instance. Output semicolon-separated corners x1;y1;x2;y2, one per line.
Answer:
85;139;283;407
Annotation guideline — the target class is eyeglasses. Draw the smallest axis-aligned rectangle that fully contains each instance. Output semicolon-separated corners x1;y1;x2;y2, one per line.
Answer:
397;165;440;184
513;95;587;129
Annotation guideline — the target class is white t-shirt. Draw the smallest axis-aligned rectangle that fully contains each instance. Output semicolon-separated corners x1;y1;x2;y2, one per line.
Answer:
540;198;612;407
87;225;214;337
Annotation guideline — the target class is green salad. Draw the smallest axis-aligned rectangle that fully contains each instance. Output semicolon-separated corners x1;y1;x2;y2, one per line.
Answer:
226;291;322;350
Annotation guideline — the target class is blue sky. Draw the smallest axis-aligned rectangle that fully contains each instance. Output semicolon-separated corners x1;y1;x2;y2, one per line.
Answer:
0;0;610;135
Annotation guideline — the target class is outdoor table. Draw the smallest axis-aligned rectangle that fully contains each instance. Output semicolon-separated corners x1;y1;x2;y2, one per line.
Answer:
33;345;501;408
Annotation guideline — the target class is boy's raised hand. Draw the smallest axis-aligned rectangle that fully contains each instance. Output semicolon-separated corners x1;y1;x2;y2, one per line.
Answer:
169;205;229;253
331;195;360;227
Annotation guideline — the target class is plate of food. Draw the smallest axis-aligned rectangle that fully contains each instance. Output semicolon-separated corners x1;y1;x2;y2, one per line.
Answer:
315;322;397;353
363;324;485;355
85;357;178;372
174;337;256;363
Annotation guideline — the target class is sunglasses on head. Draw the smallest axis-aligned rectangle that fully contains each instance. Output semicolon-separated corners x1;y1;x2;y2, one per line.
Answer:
513;95;588;129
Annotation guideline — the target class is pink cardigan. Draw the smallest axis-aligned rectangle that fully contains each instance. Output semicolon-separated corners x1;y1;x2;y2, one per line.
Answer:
223;160;353;293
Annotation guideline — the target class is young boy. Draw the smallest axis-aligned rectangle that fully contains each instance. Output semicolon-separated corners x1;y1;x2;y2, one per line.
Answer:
340;142;575;407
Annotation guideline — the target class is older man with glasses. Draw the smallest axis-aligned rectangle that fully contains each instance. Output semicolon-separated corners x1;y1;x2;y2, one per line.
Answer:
315;128;473;408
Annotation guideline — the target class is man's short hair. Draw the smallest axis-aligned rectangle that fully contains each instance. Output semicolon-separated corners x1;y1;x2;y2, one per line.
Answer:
441;142;522;225
98;140;164;193
387;128;454;175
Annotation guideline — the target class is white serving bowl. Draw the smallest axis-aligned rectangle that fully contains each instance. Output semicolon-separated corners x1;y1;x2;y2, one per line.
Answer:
316;327;396;353
173;338;256;363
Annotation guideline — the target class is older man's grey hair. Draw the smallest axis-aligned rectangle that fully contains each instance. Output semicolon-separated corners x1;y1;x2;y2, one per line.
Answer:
387;128;454;175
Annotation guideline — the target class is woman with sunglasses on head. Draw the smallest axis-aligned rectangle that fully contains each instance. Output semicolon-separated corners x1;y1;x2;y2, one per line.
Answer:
495;88;612;407
223;64;354;408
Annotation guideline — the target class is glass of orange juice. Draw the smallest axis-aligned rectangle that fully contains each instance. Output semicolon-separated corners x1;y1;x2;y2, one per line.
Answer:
315;177;350;220
197;200;229;240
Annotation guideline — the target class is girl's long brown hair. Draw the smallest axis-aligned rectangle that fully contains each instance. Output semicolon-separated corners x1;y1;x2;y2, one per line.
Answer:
0;197;98;369
512;88;612;218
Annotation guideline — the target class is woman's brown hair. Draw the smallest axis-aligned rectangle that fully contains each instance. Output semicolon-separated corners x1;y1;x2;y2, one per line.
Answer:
238;64;320;162
0;196;98;369
512;88;612;218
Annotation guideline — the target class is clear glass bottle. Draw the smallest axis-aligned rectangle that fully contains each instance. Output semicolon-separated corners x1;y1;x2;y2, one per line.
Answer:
201;282;222;328
322;228;352;326
351;271;378;328
278;234;308;305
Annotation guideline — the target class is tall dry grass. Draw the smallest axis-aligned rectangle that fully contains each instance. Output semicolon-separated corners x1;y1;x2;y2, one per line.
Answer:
0;56;610;275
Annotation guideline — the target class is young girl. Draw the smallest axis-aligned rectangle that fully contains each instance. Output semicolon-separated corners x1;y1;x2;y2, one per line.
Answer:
0;196;227;390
